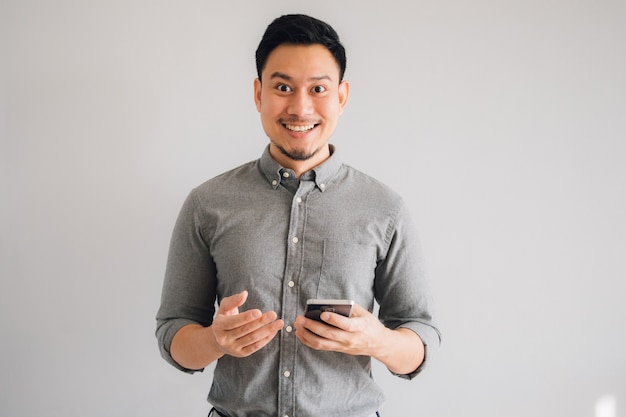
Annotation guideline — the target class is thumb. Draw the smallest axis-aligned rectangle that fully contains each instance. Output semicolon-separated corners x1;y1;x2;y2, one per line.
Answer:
218;290;248;316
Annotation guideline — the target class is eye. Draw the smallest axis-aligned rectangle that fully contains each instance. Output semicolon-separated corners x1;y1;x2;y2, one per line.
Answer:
312;85;326;93
276;84;291;92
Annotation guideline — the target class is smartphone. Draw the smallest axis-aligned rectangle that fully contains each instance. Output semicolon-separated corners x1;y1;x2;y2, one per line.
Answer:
305;299;354;322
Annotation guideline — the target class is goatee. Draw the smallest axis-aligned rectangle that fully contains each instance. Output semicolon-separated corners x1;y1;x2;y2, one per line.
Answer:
274;144;320;161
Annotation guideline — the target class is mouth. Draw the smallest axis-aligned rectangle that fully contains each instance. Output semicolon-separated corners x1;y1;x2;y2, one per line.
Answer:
282;123;319;133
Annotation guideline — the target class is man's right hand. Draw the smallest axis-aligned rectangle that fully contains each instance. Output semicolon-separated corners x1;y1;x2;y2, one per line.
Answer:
210;290;284;358
170;290;284;370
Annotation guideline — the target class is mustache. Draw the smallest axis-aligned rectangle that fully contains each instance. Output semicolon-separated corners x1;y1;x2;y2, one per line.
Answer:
278;117;321;125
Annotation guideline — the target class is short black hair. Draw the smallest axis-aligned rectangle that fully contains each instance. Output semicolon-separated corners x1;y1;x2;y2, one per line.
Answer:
255;14;347;82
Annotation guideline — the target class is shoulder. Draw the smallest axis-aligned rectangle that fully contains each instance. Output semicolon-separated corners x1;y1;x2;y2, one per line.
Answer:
190;159;261;198
337;164;405;207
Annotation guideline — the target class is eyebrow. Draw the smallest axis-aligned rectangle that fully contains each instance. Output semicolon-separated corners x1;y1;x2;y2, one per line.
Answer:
269;72;333;83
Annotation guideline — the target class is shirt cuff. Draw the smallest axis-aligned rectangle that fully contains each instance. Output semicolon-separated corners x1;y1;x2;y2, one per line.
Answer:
156;318;205;374
392;321;442;380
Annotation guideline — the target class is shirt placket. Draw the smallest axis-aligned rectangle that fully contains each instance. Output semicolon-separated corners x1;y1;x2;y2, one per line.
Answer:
278;173;315;417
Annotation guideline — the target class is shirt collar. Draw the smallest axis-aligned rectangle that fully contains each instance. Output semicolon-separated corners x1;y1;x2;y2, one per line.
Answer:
259;144;342;192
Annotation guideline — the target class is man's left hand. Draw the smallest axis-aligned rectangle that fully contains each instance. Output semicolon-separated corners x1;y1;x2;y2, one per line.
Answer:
293;303;385;357
293;303;425;375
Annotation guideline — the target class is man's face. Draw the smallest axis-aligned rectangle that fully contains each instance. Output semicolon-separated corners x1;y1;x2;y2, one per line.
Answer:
254;44;349;167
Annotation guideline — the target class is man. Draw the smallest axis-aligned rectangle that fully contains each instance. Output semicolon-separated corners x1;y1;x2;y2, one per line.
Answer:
156;14;440;417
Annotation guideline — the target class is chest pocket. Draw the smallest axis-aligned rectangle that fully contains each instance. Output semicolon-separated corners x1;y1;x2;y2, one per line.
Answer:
301;239;377;304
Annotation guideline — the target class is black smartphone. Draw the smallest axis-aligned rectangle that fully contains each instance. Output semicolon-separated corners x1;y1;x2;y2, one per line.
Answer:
305;299;354;322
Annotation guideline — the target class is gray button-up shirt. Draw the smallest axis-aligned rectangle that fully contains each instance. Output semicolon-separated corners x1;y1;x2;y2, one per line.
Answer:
156;145;440;417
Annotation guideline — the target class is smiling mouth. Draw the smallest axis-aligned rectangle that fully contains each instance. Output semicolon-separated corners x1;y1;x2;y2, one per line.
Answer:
283;123;318;132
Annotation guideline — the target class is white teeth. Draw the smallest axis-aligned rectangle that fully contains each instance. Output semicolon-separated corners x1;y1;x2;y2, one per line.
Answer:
285;124;315;132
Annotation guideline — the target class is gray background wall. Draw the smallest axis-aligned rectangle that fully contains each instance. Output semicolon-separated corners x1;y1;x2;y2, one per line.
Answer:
1;1;625;416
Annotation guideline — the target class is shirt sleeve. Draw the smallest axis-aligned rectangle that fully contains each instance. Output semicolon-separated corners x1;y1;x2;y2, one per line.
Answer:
155;191;218;373
374;200;442;380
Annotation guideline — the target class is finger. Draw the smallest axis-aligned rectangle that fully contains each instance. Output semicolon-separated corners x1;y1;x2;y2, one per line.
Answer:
298;316;343;341
218;290;249;315
295;314;334;333
319;311;349;328
225;310;278;338
215;308;263;332
233;319;285;357
213;311;273;352
295;323;339;350
244;318;284;346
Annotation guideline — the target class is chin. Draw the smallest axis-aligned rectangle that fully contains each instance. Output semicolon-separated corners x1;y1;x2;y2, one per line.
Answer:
279;146;318;161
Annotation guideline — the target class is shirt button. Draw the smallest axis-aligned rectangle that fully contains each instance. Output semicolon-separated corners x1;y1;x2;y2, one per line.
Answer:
319;183;326;189
296;197;302;203
283;171;290;178
272;180;278;186
285;325;293;333
292;237;299;244
283;370;291;378
288;280;295;288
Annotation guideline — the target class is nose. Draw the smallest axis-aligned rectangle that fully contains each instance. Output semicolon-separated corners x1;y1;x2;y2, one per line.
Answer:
286;90;314;117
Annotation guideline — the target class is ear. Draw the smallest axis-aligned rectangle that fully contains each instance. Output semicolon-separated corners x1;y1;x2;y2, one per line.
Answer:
338;80;350;115
254;78;262;112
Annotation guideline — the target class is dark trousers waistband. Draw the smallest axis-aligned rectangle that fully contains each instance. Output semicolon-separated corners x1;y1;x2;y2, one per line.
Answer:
209;407;380;417
209;408;228;417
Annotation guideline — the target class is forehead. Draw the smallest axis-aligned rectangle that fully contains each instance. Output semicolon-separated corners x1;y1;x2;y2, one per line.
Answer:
262;44;341;82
